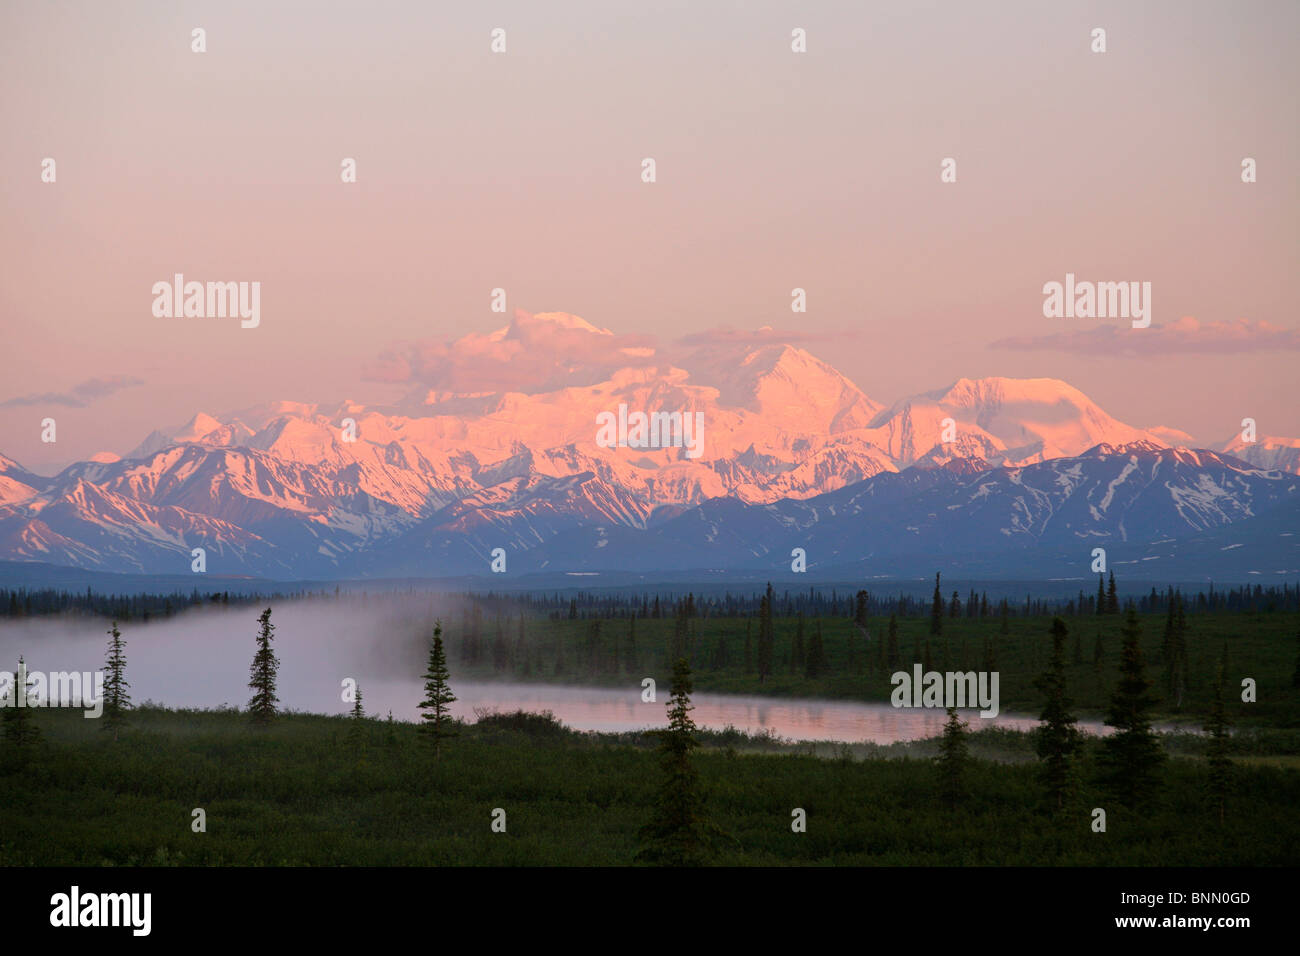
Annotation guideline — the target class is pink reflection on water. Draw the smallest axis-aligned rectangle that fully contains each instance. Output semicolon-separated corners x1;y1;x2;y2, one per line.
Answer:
388;681;1117;744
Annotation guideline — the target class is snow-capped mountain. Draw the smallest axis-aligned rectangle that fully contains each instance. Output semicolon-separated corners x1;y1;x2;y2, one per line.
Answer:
861;377;1167;468
1217;434;1300;476
1;312;1296;579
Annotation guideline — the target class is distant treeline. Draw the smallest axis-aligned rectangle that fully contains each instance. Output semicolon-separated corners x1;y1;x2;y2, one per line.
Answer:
0;573;1297;621
491;576;1300;620
0;586;306;620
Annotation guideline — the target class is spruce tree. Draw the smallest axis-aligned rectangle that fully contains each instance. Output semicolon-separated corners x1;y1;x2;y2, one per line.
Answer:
1096;574;1106;616
936;707;969;809
1106;570;1119;614
1170;597;1188;708
637;657;710;866
757;584;774;683
247;608;280;726
418;621;457;758
854;590;869;627
1204;644;1232;824
2;656;41;748
930;573;944;636
348;683;366;747
1101;606;1165;806
712;632;730;671
1036;618;1081;813
102;620;131;740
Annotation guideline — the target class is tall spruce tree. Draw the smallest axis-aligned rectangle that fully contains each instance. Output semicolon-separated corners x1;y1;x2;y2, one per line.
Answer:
936;707;969;809
636;657;710;866
757;584;774;683
348;683;366;747
1101;606;1165;806
2;656;41;748
1106;570;1119;614
930;573;944;636
418;621;457;757
247;608;280;726
854;590;869;627
712;632;730;671
1036;618;1081;813
1170;596;1188;708
1160;594;1189;706
102;620;131;739
1204;643;1233;824
1096;574;1106;616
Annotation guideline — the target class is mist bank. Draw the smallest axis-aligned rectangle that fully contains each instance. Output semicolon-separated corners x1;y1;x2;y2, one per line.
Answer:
0;599;1120;744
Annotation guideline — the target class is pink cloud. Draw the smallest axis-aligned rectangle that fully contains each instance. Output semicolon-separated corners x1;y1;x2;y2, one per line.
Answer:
1;375;144;408
365;310;657;394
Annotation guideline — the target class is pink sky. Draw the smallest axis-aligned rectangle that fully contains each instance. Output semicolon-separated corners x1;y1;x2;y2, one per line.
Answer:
1;0;1297;470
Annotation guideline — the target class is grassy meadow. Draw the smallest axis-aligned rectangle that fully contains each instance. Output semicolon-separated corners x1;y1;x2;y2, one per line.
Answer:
1;703;1298;866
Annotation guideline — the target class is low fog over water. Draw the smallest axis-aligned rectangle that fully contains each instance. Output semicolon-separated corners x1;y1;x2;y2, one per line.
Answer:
0;597;1122;743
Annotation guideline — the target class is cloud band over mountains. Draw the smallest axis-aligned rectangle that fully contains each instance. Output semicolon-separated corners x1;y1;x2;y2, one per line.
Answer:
1;375;144;408
365;310;657;394
990;317;1300;356
364;311;848;395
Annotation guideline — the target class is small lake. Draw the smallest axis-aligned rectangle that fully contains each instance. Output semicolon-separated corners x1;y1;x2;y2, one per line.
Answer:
376;679;1119;743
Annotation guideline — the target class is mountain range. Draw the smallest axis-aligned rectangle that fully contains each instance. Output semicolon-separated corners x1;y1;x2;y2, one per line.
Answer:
1;313;1296;581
